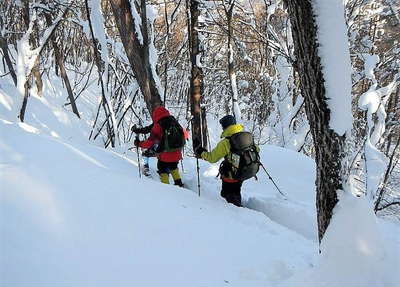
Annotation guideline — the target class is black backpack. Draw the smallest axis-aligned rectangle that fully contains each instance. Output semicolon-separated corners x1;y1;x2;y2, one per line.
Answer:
158;116;185;152
227;132;260;181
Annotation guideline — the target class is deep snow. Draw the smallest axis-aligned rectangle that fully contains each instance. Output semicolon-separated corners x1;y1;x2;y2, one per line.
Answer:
1;119;317;287
1;74;399;287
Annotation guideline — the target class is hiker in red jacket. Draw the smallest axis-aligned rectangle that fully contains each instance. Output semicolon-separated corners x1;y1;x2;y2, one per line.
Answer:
134;106;187;187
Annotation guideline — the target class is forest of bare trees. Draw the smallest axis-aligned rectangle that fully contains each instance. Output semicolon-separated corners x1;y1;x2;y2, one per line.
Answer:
1;0;399;239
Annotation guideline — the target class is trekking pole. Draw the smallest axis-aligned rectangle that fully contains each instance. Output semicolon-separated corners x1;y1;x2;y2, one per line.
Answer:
260;163;286;198
196;157;201;197
135;135;142;178
181;146;185;173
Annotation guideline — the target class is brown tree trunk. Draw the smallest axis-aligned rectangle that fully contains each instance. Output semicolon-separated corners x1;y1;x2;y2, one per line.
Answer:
32;58;43;97
188;0;206;149
0;37;17;86
18;3;68;122
226;0;240;119
283;0;346;243
201;106;209;149
29;3;43;97
19;0;31;122
108;0;162;114
44;12;80;119
85;0;115;147
19;82;30;122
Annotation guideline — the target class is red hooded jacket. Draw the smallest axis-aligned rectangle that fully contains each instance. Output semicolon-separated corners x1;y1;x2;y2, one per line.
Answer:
138;106;187;162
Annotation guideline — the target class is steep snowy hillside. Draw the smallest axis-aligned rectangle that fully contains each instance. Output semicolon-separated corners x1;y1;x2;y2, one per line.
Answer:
1;119;317;287
1;76;399;287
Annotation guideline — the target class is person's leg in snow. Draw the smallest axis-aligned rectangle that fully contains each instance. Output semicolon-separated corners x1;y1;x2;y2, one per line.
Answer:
221;180;243;207
157;160;184;187
143;156;151;177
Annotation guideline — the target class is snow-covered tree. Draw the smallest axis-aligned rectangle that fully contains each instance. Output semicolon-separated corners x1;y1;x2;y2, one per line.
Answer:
284;0;353;242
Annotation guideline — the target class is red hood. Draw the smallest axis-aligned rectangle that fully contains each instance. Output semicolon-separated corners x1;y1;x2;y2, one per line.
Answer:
152;106;170;123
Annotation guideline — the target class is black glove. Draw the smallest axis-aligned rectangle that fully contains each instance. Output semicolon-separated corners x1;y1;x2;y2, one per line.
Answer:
134;139;140;147
142;149;157;157
131;125;140;133
132;124;153;134
195;146;207;158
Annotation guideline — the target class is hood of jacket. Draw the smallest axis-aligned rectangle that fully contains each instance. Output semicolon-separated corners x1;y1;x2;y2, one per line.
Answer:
152;106;170;123
220;124;244;138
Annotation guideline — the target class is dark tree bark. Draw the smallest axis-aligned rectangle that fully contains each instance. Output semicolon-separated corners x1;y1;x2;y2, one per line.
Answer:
23;0;43;97
0;36;17;86
18;4;68;122
85;0;115;147
19;82;30;122
188;0;206;149
32;58;43;96
374;134;400;212
283;0;347;243
201;106;208;149
44;12;80;119
18;0;31;122
225;0;240;119
108;0;162;114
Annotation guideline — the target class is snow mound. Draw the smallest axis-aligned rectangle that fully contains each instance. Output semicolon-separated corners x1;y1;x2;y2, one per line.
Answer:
277;191;399;287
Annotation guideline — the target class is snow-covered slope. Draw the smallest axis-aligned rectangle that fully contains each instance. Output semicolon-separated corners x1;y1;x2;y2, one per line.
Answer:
1;119;317;287
1;75;399;287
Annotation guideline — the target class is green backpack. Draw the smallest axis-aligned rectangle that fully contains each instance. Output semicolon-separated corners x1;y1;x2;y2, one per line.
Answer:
158;116;185;152
227;132;260;181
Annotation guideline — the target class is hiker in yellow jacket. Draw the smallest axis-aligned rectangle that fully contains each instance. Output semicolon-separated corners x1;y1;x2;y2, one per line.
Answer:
195;115;247;207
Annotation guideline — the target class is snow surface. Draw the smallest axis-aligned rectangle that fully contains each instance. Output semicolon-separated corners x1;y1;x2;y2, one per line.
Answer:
0;119;317;287
1;70;399;287
278;191;399;287
313;0;353;136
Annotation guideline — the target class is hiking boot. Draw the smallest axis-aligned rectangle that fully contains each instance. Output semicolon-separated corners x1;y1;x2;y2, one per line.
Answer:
174;179;184;188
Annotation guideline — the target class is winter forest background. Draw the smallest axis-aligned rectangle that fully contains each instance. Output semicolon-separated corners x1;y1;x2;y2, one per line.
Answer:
0;0;399;286
2;0;398;216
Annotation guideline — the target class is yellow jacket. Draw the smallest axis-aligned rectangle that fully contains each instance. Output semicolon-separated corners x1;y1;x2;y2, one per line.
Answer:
200;124;244;164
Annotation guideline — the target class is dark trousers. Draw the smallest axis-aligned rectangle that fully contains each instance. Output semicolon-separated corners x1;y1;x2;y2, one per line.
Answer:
157;160;179;174
221;180;243;207
157;160;183;186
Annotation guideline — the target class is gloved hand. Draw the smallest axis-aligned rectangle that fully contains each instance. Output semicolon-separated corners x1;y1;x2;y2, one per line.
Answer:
134;139;140;147
131;125;139;133
195;146;207;158
142;149;157;158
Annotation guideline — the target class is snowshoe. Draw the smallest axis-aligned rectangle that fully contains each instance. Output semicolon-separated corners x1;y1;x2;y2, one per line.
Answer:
143;164;151;177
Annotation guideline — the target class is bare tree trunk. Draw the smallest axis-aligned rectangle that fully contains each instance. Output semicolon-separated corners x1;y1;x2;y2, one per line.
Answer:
0;36;17;86
108;0;162;114
188;0;206;149
19;82;30;122
163;0;170;104
19;0;31;122
29;3;43;97
44;12;80;118
283;0;346;243
32;59;43;96
226;0;241;120
85;0;115;147
18;2;68;122
374;134;400;212
201;106;208;149
55;46;80;118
